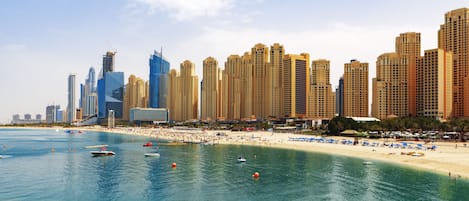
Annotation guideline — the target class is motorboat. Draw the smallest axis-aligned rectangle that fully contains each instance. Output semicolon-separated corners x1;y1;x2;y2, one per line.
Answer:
363;161;373;165
144;152;160;157
85;144;108;149
90;147;115;157
90;150;115;156
143;141;153;147
237;157;247;162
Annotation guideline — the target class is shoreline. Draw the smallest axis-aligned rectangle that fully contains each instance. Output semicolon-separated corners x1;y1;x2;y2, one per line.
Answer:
2;126;469;179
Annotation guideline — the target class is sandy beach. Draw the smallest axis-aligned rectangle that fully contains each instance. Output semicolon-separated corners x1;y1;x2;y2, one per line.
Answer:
4;126;469;179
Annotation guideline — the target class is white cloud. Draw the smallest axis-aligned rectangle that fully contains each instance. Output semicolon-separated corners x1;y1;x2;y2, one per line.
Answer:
133;0;235;20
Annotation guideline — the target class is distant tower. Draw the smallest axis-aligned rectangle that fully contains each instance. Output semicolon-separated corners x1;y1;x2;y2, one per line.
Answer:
336;77;344;116
282;53;310;118
68;74;76;123
103;51;115;74
343;60;368;117
251;43;269;119
438;8;469;116
310;59;335;119
201;57;219;120
416;49;453;120
149;49;170;108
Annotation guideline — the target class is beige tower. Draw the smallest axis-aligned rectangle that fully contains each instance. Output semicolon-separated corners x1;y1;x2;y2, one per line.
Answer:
396;32;421;117
344;60;369;117
372;53;408;120
371;78;387;119
439;8;469;116
270;43;285;118
416;49;453;120
201;57;219;121
123;74;146;120
168;69;180;121
224;55;242;120
178;60;199;121
251;43;269;119
282;53;310;118
241;52;253;119
310;59;335;119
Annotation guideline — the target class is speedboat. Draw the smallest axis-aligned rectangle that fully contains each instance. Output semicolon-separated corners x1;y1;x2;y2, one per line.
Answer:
363;161;373;165
90;150;115;156
237;157;247;162
144;152;160;157
143;141;153;147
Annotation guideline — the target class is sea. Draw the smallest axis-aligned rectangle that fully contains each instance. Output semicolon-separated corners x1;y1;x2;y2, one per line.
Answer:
0;128;468;201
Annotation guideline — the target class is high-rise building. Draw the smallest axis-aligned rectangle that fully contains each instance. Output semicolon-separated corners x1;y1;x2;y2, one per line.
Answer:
372;53;408;120
439;8;469;116
81;67;97;118
149;50;170;109
168;69;179;121
396;32;421;117
35;114;41;120
270;43;284;118
67;74;76;123
251;43;269;119
282;53;310;118
310;59;335;119
46;105;57;123
223;55;242;120
85;94;97;117
103;51;115;74
240;52;253;119
416;49;453;120
201;57;220;121
168;61;199;121
336;77;344;116
123;75;147;120
343;60;368;117
97;72;124;119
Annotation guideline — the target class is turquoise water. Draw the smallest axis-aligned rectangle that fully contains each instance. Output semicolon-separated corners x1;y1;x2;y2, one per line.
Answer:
0;128;468;201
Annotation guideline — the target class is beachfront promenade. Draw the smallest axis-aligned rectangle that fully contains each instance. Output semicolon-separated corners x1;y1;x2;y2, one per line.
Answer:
69;126;469;180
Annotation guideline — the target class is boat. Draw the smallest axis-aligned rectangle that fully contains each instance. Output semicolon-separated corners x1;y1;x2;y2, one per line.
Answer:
85;144;109;149
237;156;247;162
90;147;115;157
143;141;153;147
144;152;160;157
363;161;373;165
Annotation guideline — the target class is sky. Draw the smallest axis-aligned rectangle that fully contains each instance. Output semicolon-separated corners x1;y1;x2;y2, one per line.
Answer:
0;0;468;124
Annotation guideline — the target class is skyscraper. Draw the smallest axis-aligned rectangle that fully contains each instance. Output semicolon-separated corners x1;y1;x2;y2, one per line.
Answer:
439;8;469;116
168;61;199;121
270;43;284;118
251;43;269;119
282;53;310;118
97;72;124;119
336;77;344;116
310;59;335;119
168;69;179;121
123;75;147;120
224;55;242;120
372;53;408;120
46;105;57;123
201;57;219;120
103;51;115;74
240;52;253;119
67;74;76;123
149;50;170;109
396;32;421;117
416;49;453;119
343;60;368;117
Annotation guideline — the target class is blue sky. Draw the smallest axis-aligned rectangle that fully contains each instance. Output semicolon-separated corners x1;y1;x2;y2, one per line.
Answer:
0;0;467;123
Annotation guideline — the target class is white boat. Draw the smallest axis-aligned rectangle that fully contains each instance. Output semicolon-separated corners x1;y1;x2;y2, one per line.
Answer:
85;144;109;149
237;157;247;162
90;147;115;156
363;161;373;165
144;152;160;157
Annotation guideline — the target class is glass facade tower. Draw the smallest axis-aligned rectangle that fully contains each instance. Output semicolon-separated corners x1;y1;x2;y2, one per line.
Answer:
149;50;170;108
